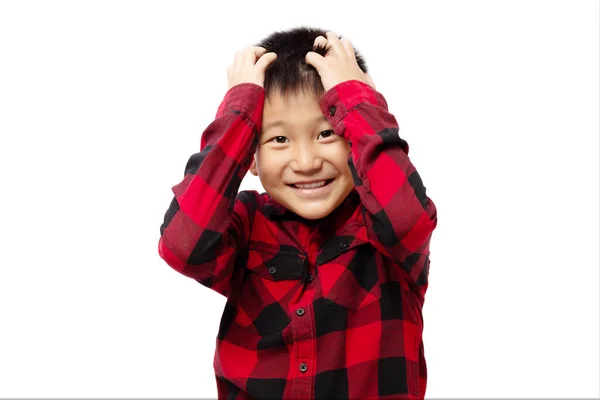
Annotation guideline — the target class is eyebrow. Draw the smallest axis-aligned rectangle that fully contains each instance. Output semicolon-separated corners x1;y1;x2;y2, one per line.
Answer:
262;115;328;133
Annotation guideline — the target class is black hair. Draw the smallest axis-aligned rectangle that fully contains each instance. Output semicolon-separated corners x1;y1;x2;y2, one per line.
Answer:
256;26;367;98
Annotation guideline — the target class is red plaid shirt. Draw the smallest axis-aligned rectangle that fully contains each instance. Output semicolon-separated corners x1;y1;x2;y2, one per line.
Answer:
158;80;438;399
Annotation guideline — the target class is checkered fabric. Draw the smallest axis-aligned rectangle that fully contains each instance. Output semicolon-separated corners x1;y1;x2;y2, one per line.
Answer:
159;80;437;399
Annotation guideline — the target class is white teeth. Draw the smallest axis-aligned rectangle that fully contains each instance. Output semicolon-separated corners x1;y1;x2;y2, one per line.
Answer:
294;180;327;189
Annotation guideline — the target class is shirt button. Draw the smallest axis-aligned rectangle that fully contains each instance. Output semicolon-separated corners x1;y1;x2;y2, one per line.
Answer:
296;308;305;316
268;266;276;275
339;241;348;249
299;363;308;373
329;106;336;116
307;274;314;282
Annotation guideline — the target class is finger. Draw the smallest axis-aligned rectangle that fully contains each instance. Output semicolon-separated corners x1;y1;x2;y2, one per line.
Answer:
244;46;267;64
339;37;355;57
305;51;325;70
254;52;277;71
325;31;343;52
252;46;268;60
239;46;266;65
313;35;328;50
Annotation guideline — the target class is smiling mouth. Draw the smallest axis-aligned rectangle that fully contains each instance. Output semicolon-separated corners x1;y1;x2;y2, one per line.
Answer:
287;179;334;189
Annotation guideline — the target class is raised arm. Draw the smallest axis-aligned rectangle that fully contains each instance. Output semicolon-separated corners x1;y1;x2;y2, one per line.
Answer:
158;47;277;298
306;33;437;297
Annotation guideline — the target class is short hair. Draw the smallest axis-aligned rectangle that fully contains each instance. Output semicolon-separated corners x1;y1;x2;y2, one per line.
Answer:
256;26;368;98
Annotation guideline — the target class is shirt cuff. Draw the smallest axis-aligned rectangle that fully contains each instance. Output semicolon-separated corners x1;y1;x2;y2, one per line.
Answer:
217;83;265;128
319;80;389;138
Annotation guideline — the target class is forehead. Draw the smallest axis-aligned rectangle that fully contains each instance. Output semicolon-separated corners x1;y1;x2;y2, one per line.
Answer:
262;90;324;126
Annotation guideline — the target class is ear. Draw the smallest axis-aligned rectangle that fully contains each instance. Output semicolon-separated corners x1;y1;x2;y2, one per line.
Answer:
249;158;258;176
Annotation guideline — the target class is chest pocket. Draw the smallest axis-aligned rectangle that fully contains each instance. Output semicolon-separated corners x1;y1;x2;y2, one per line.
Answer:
233;245;306;336
316;233;382;310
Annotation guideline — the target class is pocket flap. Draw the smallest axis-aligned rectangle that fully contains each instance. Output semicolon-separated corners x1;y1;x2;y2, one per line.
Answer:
247;247;306;281
316;234;369;266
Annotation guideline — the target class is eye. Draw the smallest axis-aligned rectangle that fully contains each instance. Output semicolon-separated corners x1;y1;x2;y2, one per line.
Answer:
269;136;288;144
318;130;335;139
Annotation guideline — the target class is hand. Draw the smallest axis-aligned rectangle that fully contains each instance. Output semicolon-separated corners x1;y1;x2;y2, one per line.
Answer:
305;32;375;92
227;46;277;89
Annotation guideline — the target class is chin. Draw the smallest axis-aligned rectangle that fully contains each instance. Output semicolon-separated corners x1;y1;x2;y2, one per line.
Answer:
293;207;334;220
269;179;354;221
288;195;348;220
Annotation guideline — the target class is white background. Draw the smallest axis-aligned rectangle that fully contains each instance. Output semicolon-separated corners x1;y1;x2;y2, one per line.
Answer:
0;0;598;398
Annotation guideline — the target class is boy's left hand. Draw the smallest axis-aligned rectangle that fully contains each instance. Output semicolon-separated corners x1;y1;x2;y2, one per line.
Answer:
305;32;375;92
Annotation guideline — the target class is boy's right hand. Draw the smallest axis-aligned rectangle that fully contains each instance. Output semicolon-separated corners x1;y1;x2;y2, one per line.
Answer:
227;46;277;89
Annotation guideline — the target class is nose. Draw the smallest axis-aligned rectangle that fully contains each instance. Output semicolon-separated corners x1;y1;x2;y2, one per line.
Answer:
290;143;323;174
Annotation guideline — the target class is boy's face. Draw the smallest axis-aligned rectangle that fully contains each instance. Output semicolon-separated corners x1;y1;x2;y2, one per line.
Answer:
250;90;354;220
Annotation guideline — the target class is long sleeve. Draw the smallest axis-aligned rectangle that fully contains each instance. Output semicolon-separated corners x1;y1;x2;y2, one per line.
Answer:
158;83;265;298
320;80;438;298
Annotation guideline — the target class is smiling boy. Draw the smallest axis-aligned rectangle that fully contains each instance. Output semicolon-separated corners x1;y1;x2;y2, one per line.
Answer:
253;88;353;220
159;27;437;399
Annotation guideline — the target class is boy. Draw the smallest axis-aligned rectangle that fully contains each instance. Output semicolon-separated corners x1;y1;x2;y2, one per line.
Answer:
158;27;437;399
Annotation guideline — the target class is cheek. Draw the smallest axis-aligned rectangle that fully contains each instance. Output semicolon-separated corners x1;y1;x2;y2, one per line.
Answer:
256;149;284;180
329;143;352;168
